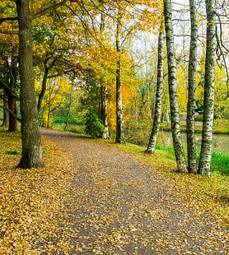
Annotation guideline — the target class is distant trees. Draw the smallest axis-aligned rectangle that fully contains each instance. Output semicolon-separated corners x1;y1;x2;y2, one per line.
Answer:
0;0;222;175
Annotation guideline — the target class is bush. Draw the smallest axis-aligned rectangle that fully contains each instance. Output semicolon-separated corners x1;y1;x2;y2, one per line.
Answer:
85;112;104;138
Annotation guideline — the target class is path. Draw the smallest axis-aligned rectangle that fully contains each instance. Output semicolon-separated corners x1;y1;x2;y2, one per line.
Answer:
42;129;228;255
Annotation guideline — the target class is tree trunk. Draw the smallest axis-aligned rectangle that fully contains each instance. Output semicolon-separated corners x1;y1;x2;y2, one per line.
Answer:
7;92;17;132
198;0;216;176
16;0;43;169
186;0;198;173
37;68;48;112
101;85;110;139
146;28;164;153
115;12;124;144
164;0;186;172
2;93;9;128
99;11;110;139
7;64;18;132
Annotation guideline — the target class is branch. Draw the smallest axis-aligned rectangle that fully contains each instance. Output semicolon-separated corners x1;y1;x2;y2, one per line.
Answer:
0;80;19;100
0;106;21;122
0;17;18;25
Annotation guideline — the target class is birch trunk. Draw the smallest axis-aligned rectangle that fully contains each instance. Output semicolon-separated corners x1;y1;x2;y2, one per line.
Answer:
187;0;198;173
100;11;109;139
198;0;216;176
115;12;124;144
164;0;186;172
146;28;164;153
16;0;43;168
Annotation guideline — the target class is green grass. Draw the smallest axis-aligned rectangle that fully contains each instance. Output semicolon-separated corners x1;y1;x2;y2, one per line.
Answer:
211;152;229;176
127;141;229;176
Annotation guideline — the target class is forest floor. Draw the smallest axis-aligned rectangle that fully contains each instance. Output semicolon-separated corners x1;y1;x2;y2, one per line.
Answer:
0;128;228;254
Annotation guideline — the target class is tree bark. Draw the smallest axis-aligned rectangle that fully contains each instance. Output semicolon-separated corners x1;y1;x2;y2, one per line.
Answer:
37;68;48;112
198;0;216;176
115;12;124;144
99;10;110;139
101;84;109;139
7;64;18;132
146;28;164;153
164;0;186;172
7;92;17;132
16;0;43;168
2;92;9;128
186;0;198;173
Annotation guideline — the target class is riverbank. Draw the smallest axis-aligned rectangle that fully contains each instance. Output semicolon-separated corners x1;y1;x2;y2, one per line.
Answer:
52;123;229;176
160;119;229;134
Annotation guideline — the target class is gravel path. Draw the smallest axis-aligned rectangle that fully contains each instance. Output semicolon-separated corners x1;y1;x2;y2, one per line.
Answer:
42;129;228;255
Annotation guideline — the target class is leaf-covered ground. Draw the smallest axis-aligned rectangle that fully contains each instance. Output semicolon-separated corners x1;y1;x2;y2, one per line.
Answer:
0;129;228;254
0;130;74;254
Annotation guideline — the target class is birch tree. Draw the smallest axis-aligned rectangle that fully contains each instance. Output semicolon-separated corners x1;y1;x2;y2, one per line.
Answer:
115;9;124;144
187;0;198;173
146;26;164;153
198;0;217;176
164;0;186;172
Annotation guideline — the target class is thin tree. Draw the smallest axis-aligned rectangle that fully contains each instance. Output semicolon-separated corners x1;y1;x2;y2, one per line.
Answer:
99;9;110;139
164;0;186;172
16;0;43;168
146;26;164;153
115;9;124;144
1;92;9;128
198;0;216;176
186;0;198;173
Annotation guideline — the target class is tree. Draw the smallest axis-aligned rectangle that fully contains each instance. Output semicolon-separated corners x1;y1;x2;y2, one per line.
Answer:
164;0;186;172
198;0;217;176
115;9;124;144
187;0;198;173
146;26;164;153
99;7;109;139
16;0;43;168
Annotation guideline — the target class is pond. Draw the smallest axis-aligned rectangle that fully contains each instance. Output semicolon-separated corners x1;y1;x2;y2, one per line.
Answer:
126;128;229;155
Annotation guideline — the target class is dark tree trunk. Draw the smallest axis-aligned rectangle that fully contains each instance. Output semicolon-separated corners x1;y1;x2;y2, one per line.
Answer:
37;68;48;112
164;0;186;172
146;28;164;153
186;0;198;173
7;64;18;132
2;93;9;128
198;0;216;176
16;0;43;169
7;92;17;132
115;12;124;144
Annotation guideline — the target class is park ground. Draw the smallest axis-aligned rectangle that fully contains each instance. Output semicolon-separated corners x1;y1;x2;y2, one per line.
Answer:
0;128;228;254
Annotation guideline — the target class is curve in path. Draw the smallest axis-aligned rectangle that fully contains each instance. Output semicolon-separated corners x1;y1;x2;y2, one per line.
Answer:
42;129;228;255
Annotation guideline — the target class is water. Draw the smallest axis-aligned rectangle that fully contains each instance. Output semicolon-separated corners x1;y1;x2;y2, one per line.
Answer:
126;128;229;155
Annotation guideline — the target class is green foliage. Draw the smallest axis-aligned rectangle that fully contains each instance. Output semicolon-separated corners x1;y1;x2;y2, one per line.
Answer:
85;111;104;138
54;115;83;125
32;25;54;44
5;150;21;156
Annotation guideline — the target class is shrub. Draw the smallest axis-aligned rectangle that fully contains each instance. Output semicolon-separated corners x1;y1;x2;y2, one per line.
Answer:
85;112;104;138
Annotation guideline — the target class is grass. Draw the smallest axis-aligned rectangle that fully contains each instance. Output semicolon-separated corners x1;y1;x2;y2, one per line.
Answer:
211;152;229;176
